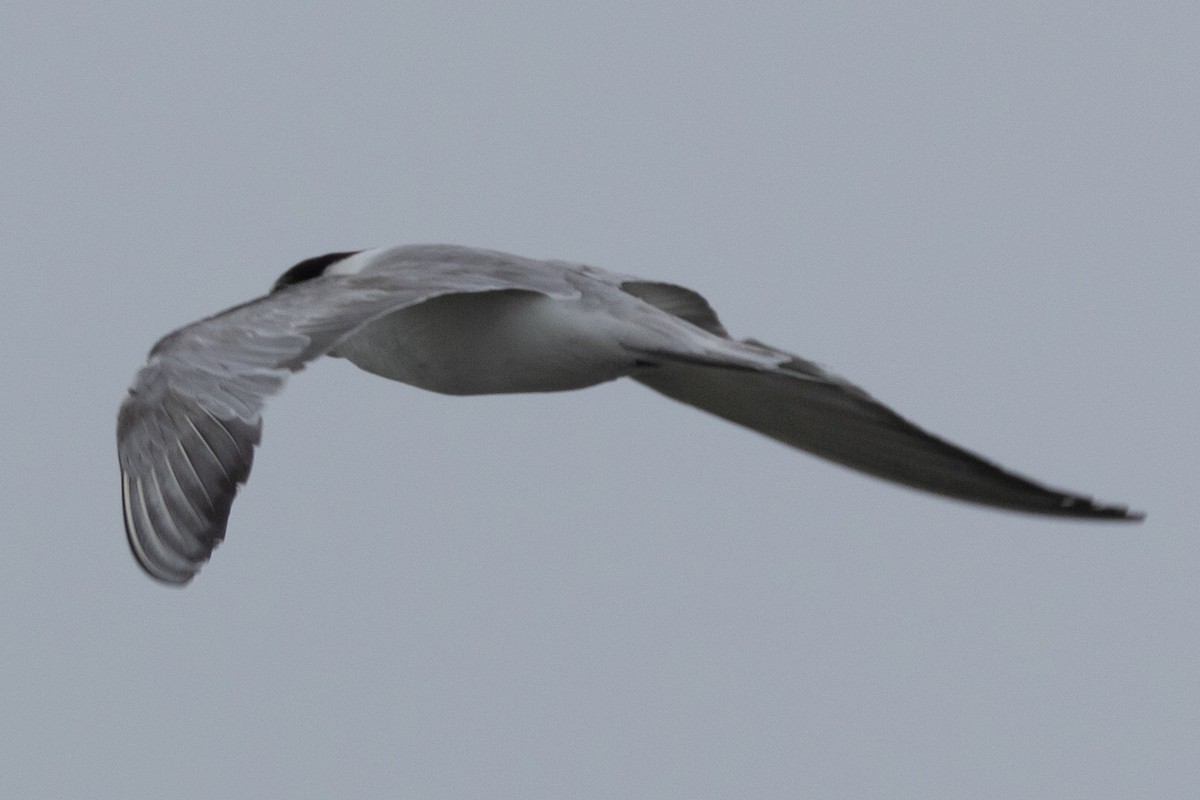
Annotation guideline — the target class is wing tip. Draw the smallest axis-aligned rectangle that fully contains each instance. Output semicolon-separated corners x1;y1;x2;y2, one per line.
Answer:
136;562;198;587
1057;495;1145;523
1095;505;1146;523
121;468;206;585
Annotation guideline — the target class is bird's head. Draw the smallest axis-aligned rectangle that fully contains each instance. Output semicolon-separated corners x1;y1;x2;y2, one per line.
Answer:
271;251;362;293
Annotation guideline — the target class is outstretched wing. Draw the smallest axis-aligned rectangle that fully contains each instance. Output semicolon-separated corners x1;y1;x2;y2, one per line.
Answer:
118;260;578;584
634;339;1142;521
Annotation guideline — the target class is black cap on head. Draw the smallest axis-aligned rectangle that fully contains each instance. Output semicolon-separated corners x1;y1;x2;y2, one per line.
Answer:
271;251;362;293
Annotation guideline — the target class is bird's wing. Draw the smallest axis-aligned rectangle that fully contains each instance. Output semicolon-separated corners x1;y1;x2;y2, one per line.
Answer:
633;339;1141;520
567;262;730;337
616;281;729;337
117;267;579;584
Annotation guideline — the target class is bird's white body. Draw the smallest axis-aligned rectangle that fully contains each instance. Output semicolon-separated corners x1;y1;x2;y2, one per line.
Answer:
324;247;769;394
336;290;654;395
117;244;1140;585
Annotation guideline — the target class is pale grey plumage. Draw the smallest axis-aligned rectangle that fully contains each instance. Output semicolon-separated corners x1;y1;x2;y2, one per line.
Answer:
117;244;1141;585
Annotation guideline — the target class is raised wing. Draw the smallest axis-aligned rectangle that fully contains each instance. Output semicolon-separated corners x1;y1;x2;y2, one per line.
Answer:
634;339;1142;520
618;281;729;337
118;260;578;584
569;261;730;337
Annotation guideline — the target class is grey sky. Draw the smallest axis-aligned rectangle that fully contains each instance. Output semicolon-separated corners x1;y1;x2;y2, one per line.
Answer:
1;2;1195;797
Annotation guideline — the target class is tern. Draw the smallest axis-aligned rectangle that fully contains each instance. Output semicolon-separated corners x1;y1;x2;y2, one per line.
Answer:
117;244;1142;584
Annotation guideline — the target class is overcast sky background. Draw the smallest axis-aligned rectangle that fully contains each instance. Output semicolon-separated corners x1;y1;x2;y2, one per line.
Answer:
1;2;1196;797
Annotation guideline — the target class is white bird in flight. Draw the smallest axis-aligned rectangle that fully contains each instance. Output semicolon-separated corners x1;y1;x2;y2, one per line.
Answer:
117;244;1142;584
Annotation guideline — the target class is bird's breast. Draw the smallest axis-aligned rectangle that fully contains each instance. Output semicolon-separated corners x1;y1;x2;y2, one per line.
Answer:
331;289;637;395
